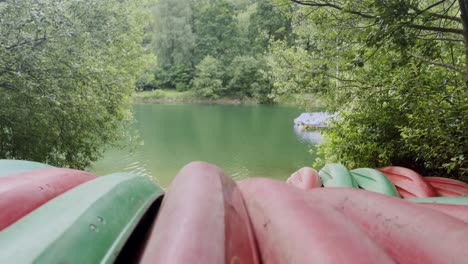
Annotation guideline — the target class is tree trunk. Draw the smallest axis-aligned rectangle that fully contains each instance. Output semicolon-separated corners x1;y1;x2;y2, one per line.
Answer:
458;0;468;89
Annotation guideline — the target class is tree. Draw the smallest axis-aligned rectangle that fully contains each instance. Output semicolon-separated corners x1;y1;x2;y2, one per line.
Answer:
286;0;468;89
192;55;225;98
152;0;195;67
271;0;468;178
150;0;196;90
247;0;293;54
0;0;149;168
227;56;274;102
193;0;243;65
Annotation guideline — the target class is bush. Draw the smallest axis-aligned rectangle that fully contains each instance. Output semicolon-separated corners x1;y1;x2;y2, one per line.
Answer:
316;65;468;180
192;56;225;99
227;56;273;102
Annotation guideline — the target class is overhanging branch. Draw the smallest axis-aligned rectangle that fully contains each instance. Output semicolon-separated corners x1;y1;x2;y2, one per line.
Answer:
407;24;464;34
290;0;376;19
410;53;464;73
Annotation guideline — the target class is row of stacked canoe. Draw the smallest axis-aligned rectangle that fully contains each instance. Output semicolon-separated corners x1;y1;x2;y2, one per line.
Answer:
287;163;468;201
1;159;468;263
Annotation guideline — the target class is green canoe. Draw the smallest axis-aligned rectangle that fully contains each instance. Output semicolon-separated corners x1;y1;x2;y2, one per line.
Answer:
350;168;399;197
319;163;358;188
409;196;468;205
0;159;52;177
0;173;164;263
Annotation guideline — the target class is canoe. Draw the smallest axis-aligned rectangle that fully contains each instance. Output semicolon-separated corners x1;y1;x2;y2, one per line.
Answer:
424;177;468;197
0;168;96;230
0;159;52;177
416;203;468;223
378;166;436;198
139;162;259;264
410;196;468;205
0;173;164;264
319;163;358;188
305;187;468;263
286;167;322;190
350;168;399;197
239;178;394;264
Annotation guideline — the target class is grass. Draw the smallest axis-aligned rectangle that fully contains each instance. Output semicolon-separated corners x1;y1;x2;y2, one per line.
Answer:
132;89;257;104
132;90;196;103
133;89;325;108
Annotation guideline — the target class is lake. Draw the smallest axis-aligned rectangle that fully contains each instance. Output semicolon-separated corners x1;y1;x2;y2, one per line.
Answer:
90;104;321;188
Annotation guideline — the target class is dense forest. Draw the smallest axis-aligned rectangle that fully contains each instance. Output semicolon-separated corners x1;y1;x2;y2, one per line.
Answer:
0;0;466;179
138;0;293;103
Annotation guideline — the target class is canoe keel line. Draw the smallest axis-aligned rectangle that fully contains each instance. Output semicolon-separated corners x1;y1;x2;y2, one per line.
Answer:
0;160;467;263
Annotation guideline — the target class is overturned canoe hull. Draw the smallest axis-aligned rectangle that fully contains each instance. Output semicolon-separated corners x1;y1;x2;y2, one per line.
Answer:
0;159;52;177
0;168;96;230
410;196;468;205
139;162;259;264
319;163;358;188
424;177;468;197
239;178;394;264
379;166;436;198
415;203;468;223
286;167;322;190
350;168;399;197
306;187;468;263
0;173;164;264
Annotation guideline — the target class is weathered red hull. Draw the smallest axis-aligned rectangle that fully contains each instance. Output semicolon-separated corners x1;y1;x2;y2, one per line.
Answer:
379;166;436;198
416;203;468;223
139;162;259;264
0;168;96;230
425;177;468;197
239;178;394;264
306;187;468;263
286;167;321;190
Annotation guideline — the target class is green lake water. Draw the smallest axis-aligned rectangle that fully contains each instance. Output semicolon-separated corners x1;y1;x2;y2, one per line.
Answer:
90;104;321;188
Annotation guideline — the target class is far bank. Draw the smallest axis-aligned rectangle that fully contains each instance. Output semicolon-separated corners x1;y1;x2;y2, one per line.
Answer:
132;90;325;108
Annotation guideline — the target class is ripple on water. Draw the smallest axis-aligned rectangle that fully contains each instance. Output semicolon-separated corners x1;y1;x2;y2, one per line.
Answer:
229;166;250;182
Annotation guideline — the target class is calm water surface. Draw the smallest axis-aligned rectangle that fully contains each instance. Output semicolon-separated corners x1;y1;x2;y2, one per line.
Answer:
90;104;320;188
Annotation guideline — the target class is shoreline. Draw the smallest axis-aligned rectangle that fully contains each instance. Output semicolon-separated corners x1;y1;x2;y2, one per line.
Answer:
132;90;257;105
132;90;325;107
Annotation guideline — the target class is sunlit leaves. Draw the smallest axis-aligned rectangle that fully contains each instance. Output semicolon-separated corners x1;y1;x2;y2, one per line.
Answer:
274;0;468;178
0;0;149;168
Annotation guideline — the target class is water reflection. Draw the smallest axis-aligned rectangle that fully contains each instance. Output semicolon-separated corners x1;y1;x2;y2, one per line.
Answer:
90;104;321;188
293;125;324;144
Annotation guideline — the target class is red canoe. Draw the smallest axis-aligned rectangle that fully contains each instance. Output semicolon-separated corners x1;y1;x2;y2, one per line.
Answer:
239;178;394;264
379;166;436;198
416;203;468;223
305;187;468;263
424;177;468;197
0;168;96;230
286;167;322;190
139;162;259;264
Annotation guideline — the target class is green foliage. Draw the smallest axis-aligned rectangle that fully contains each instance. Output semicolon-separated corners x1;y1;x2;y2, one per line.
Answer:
227;56;273;102
268;41;330;101
192;56;225;99
247;0;293;53
151;0;195;67
193;0;243;65
133;89;195;103
149;64;194;90
0;0;149;168
274;0;468;179
317;64;467;179
148;0;294;102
